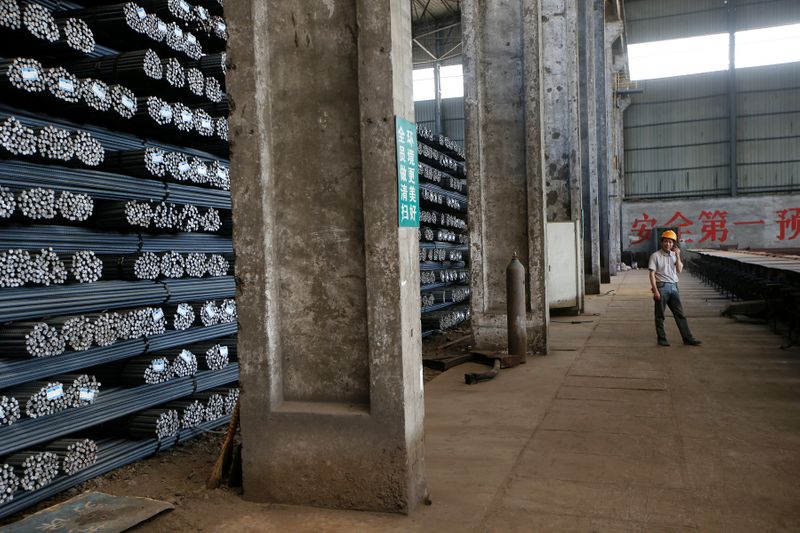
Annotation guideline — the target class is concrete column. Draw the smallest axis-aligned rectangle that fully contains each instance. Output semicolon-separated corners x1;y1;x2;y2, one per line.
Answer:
615;94;631;265
594;0;611;283
462;0;549;354
578;0;601;295
606;23;625;273
226;0;426;513
541;0;583;309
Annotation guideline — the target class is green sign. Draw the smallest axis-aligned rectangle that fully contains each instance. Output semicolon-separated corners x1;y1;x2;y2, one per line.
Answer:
395;116;419;227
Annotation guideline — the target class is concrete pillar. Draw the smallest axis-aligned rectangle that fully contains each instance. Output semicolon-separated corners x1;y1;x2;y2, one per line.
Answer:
226;0;426;513
541;0;583;310
578;1;601;295
462;0;549;354
615;94;631;265
606;22;625;274
594;0;611;283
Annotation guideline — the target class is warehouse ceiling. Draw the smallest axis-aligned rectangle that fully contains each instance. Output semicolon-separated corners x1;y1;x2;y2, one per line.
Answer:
411;0;461;26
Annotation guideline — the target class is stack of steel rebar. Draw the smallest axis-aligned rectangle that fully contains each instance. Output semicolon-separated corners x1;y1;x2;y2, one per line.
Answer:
3;451;59;491
0;396;21;427
44;438;98;475
0;463;19;505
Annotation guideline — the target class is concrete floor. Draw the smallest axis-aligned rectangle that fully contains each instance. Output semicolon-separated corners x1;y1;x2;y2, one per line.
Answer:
20;269;798;531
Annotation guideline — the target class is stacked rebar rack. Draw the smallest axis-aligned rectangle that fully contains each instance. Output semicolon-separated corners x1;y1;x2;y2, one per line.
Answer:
416;126;470;336
0;0;234;519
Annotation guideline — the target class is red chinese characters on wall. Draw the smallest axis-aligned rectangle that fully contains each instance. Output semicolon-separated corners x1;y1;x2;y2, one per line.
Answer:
628;210;775;244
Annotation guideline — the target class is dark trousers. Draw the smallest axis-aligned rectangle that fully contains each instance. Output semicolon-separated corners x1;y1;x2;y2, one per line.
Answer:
655;282;694;341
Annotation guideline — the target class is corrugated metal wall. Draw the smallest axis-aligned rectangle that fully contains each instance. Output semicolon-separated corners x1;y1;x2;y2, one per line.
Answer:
624;0;800;200
737;62;800;193
626;0;800;44
624;72;731;198
413;97;465;147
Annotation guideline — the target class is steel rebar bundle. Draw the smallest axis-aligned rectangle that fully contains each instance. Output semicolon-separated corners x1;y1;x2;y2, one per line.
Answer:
0;321;65;357
165;399;204;428
60;17;96;54
110;84;137;119
168;348;198;377
2;58;46;93
18;188;56;219
225;387;238;414
193;108;214;136
172;102;194;132
0;248;30;287
3;451;59;491
44;438;98;475
22;3;59;43
163;56;184;87
185;67;203;95
72;130;106;166
56;191;94;222
203;75;222;102
0;116;37;155
91;313;119;347
133;251;160;279
183;252;206;277
214;116;227;141
81;78;112;112
68;250;103;283
218;298;236;323
0;0;21;30
190;391;224;421
58;315;95;351
199;300;219;326
55;373;101;408
188;52;225;78
6;380;68;418
201;343;228;370
159;251;185;278
64;49;164;83
36;126;74;161
0;395;21;427
29;248;68;286
421;306;471;331
44;67;80;103
0;463;19;505
122;408;180;440
0;198;19;230
144;95;172;125
166;302;195;330
120;355;173;385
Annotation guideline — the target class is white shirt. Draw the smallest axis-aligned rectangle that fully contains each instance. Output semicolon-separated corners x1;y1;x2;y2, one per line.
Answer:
648;249;679;283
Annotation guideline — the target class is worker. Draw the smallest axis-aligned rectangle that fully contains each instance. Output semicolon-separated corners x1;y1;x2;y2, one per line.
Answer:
648;230;702;347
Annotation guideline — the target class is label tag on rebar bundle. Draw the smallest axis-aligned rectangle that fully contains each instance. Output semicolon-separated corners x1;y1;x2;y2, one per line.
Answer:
152;359;166;372
395;116;420;228
152;308;164;321
186;33;197;45
158;21;167;33
0;407;4;418
197;7;208;19
177;304;189;316
79;388;95;401
179;350;193;363
136;7;146;18
220;346;228;357
174;27;183;38
196;165;207;176
58;79;75;92
150;152;164;164
216;22;226;33
179;0;191;12
180;110;193;123
121;95;135;110
216;168;227;179
91;83;107;100
224;303;235;315
201;118;212;130
21;67;39;81
160;106;172;119
204;304;217;317
46;385;63;400
178;161;190;172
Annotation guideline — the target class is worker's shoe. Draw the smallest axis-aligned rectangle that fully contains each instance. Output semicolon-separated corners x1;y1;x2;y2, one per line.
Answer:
683;338;702;346
657;338;670;346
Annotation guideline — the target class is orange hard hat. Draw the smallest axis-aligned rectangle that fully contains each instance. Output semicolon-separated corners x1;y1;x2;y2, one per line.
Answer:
661;230;678;241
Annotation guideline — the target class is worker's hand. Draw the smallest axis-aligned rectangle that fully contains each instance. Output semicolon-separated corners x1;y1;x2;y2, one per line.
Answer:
674;246;681;256
653;289;661;301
